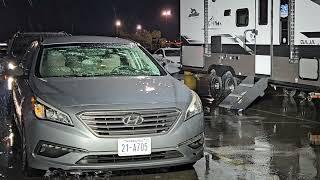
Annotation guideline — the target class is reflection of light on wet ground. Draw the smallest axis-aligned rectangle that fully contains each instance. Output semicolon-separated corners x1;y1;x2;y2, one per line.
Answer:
200;90;320;180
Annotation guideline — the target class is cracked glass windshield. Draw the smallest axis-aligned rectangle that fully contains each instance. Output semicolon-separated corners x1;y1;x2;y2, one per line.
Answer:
39;44;163;77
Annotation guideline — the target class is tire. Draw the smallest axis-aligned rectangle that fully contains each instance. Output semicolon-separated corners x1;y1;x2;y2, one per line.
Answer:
283;88;297;97
222;71;237;95
209;73;223;99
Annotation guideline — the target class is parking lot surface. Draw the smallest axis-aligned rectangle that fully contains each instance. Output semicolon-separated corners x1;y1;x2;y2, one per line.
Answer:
0;81;319;179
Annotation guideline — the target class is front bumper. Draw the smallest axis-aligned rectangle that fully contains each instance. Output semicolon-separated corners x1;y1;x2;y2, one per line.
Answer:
27;113;204;171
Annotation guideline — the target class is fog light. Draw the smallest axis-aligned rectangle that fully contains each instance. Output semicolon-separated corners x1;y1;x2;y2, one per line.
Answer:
188;136;204;149
36;141;87;158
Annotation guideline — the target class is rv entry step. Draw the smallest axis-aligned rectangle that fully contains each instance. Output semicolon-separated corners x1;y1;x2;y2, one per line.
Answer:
219;76;269;111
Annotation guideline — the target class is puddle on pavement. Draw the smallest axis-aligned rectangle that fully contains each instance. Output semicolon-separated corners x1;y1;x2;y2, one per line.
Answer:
202;91;320;180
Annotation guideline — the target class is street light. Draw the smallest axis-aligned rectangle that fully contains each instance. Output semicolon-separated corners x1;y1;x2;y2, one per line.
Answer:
162;10;171;16
136;24;142;31
115;20;121;27
115;20;121;36
161;9;172;24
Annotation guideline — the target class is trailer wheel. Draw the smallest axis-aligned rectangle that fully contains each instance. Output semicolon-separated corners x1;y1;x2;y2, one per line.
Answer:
222;71;237;94
283;88;297;97
209;74;223;99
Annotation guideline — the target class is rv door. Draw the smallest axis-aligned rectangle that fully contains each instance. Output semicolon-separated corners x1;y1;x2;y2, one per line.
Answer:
254;0;275;76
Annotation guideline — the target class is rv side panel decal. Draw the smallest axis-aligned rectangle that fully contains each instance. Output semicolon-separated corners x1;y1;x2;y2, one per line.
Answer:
180;0;204;44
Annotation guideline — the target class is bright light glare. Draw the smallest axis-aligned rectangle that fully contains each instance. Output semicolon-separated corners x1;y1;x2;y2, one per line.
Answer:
136;24;142;30
7;77;13;90
115;20;121;27
8;62;16;70
162;10;172;16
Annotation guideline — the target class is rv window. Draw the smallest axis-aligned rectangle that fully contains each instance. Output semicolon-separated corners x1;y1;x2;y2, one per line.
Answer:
236;8;249;27
224;9;231;16
259;0;268;25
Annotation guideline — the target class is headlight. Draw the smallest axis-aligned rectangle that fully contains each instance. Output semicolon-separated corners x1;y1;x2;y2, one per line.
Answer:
32;97;73;126
185;91;203;120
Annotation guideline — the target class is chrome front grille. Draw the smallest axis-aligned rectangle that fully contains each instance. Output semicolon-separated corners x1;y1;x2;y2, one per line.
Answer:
78;109;181;136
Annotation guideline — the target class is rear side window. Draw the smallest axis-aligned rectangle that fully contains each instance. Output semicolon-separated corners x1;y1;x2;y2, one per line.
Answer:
259;0;268;25
236;8;249;27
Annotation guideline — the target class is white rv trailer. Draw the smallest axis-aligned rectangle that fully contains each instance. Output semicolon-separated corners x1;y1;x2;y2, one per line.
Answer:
180;0;320;109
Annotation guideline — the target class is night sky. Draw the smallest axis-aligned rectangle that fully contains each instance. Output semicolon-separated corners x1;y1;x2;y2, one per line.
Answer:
0;0;180;41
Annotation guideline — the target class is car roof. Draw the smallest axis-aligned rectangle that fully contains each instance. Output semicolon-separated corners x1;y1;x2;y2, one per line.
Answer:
41;36;135;46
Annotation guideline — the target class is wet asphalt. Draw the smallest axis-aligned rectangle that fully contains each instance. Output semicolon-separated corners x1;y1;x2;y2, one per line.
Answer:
0;78;320;179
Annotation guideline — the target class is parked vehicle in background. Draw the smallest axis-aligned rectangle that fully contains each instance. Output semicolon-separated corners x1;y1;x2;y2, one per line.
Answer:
10;36;204;176
2;32;71;90
0;43;7;76
0;43;7;57
7;32;71;59
153;48;181;74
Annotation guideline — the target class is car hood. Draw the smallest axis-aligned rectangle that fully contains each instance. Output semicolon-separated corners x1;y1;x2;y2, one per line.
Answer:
31;76;192;110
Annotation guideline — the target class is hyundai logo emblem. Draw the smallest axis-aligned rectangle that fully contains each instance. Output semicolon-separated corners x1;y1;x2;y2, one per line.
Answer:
122;114;144;126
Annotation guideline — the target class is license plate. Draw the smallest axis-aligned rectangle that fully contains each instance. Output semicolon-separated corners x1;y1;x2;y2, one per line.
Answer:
118;137;151;157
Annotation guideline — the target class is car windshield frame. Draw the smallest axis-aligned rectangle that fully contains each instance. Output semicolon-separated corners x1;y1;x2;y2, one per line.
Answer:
35;43;167;78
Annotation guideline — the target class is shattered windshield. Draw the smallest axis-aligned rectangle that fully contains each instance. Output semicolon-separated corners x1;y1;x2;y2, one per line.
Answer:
39;44;164;78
